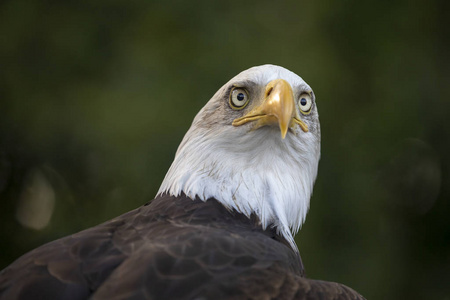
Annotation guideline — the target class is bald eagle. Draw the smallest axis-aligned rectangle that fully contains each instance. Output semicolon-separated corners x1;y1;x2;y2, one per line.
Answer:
0;65;364;300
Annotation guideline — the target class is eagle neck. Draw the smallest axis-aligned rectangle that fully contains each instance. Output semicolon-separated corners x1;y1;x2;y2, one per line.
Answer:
157;125;319;251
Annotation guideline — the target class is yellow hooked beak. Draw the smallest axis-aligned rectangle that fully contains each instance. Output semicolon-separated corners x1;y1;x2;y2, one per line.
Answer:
232;79;308;139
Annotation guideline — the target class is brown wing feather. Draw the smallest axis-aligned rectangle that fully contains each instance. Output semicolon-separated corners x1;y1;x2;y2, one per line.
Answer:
218;265;365;300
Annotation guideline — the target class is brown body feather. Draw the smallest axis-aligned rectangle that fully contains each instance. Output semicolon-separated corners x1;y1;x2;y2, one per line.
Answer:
0;194;363;300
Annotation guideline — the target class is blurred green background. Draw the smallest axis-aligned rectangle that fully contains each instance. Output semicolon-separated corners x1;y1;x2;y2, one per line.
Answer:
1;0;449;299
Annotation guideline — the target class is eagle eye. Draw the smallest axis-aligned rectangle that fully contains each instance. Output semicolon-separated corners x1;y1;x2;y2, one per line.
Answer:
229;88;249;110
298;93;312;114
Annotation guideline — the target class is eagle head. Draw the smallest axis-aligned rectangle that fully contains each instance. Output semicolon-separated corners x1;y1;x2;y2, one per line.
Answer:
158;65;320;248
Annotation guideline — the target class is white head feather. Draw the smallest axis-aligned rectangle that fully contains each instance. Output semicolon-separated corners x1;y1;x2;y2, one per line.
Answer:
158;65;320;249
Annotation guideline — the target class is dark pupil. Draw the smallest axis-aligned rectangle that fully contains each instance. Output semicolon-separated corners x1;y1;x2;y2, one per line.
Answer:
300;98;307;106
237;93;245;101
